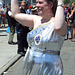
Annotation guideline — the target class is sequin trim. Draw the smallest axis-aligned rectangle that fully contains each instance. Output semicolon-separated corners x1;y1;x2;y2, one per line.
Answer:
34;34;42;45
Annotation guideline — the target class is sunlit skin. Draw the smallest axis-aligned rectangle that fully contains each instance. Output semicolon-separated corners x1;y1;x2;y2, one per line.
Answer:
21;2;25;9
36;0;54;19
11;0;67;36
10;0;67;74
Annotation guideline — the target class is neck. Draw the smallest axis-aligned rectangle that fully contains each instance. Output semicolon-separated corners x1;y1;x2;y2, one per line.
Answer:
41;13;54;23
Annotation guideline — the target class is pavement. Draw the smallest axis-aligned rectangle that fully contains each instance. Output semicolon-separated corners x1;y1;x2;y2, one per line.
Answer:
0;24;22;75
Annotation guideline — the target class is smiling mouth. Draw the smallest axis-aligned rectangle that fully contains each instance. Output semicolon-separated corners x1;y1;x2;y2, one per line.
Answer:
38;9;42;12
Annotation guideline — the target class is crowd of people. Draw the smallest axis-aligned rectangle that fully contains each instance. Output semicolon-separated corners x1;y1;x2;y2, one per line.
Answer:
0;1;75;56
0;1;75;40
0;3;7;27
0;1;75;55
0;0;75;75
64;2;75;42
0;2;38;28
0;1;38;56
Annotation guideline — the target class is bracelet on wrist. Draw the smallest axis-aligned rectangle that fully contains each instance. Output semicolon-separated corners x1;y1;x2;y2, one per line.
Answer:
57;4;64;7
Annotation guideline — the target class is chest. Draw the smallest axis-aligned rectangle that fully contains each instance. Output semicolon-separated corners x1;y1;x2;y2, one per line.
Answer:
27;22;57;45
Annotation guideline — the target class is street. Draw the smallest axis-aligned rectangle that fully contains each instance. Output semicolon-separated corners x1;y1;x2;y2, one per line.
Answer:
2;39;75;75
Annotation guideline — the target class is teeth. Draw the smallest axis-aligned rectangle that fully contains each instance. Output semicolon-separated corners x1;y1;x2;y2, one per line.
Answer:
38;9;41;11
39;8;41;10
37;9;38;11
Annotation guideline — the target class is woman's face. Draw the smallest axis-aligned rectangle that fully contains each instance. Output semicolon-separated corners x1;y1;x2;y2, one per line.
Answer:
36;0;51;16
21;2;25;9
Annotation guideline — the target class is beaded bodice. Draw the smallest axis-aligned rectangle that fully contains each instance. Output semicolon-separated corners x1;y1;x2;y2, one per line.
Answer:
27;21;64;51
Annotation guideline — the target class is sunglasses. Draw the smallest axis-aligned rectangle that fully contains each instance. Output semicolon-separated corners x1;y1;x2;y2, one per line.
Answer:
21;5;25;6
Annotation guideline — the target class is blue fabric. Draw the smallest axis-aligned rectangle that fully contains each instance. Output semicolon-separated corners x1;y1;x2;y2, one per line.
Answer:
6;27;17;33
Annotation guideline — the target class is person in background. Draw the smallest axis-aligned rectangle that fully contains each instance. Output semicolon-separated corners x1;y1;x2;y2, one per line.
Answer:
11;0;67;75
0;3;3;28
16;1;30;56
70;2;75;42
0;8;2;27
66;6;73;40
26;5;32;15
31;5;38;15
5;5;8;24
6;3;17;45
64;5;69;22
2;4;7;27
24;3;28;14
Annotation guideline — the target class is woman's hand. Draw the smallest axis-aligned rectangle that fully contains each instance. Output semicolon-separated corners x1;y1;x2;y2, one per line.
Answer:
57;0;64;4
54;0;67;36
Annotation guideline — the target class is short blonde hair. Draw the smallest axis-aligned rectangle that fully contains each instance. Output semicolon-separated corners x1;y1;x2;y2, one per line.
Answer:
21;0;26;3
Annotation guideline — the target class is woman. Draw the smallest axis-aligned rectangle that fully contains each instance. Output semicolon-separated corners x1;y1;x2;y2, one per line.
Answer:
11;0;67;75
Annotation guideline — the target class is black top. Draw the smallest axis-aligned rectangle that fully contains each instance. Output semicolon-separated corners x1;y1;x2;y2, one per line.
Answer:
6;8;16;27
16;7;30;32
20;8;26;13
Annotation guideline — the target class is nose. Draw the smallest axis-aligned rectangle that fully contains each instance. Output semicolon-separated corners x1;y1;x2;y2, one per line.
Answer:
36;2;40;7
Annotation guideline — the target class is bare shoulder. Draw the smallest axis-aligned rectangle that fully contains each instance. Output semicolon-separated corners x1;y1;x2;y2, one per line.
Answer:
33;15;42;29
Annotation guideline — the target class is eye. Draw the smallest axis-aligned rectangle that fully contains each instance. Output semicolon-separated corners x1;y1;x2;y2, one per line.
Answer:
39;2;43;4
36;1;43;4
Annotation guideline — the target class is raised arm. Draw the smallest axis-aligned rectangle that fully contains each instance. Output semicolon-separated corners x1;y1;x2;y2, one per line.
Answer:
70;9;75;18
11;0;34;27
54;0;67;36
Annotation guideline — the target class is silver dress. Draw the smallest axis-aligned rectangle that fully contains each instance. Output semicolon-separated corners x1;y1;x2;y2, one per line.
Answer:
22;21;64;75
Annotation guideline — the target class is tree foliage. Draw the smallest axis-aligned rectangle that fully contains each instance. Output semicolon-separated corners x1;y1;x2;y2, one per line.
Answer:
64;0;75;4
